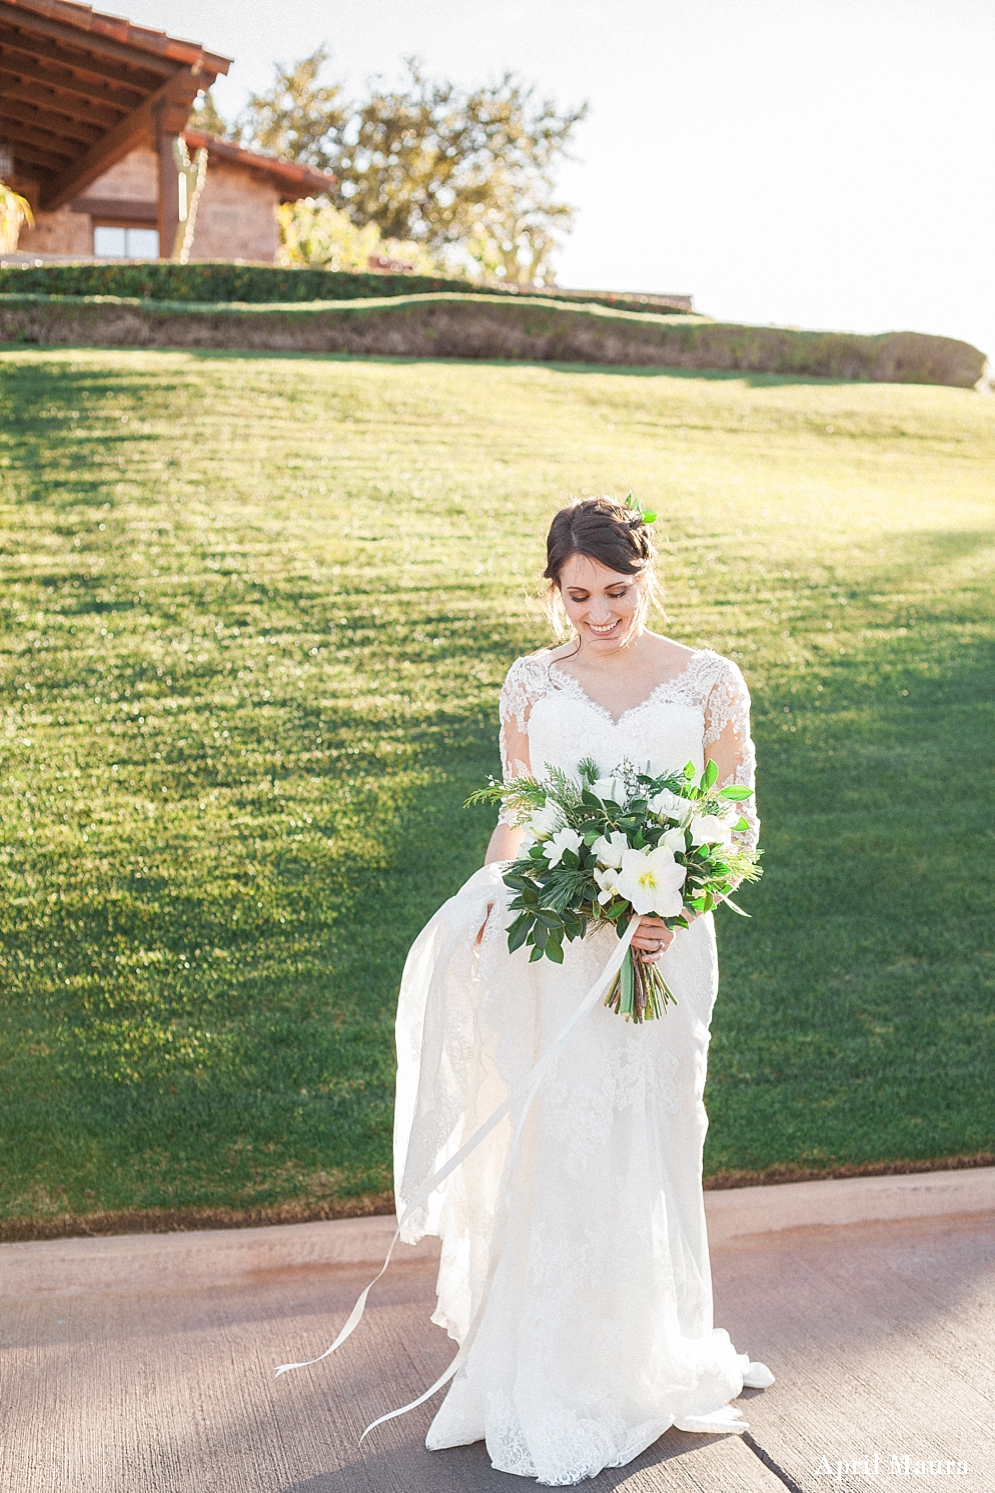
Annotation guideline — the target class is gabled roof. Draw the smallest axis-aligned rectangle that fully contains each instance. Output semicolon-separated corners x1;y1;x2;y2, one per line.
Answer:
183;129;336;202
0;0;231;207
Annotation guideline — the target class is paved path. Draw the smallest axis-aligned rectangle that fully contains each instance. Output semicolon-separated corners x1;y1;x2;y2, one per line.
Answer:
3;1211;993;1492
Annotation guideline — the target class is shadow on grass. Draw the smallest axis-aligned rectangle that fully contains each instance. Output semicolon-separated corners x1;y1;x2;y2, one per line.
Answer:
8;616;993;1224
164;348;901;390
0;693;500;1222
2;342;926;390
707;614;995;1176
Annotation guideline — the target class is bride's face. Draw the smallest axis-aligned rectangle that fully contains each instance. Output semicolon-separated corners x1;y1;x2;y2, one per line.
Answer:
558;553;645;652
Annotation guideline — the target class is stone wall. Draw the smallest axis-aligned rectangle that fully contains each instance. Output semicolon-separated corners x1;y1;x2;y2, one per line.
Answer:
15;206;91;257
189;161;280;263
88;147;159;201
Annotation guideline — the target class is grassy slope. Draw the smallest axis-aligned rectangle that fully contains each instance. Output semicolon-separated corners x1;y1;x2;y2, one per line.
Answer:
0;348;993;1232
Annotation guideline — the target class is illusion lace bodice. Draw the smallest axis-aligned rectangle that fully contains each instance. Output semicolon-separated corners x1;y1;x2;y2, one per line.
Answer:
497;647;758;849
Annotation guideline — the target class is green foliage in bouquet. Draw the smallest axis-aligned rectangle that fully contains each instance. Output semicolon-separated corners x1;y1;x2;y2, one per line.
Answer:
468;759;762;1022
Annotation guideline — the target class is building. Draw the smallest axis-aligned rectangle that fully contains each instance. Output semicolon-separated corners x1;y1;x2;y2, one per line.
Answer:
1;0;334;262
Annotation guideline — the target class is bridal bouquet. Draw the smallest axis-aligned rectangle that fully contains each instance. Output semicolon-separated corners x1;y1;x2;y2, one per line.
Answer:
468;760;762;1022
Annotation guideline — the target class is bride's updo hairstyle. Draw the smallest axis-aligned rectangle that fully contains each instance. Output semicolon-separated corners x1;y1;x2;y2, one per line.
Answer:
542;495;663;636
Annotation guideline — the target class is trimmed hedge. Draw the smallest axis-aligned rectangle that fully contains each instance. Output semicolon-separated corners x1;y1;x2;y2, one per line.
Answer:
0;260;693;316
0;290;986;387
0;260;466;304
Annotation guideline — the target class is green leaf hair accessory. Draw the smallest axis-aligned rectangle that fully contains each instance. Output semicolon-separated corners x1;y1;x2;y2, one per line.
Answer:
625;490;658;525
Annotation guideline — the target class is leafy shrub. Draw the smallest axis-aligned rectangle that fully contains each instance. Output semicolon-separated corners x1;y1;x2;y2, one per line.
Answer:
275;200;441;275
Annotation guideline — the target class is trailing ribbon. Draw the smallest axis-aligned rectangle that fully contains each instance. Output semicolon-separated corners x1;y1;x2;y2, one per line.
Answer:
275;913;641;1440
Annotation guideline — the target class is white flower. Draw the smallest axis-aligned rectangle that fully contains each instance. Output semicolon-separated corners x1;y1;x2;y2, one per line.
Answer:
649;787;691;824
615;845;687;917
592;830;629;869
593;864;621;905
689;813;733;848
590;775;627;807
543;825;583;867
660;826;687;853
528;800;564;839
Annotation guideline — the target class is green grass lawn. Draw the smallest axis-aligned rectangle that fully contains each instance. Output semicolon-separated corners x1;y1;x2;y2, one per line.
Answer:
1;347;993;1236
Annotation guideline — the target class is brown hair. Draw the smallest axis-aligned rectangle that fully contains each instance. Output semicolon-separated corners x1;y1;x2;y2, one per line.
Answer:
542;496;662;635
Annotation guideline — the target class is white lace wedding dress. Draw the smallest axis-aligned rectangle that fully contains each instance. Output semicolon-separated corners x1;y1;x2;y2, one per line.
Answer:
393;647;772;1486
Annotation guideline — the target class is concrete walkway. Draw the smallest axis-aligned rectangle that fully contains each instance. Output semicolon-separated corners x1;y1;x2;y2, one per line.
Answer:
2;1172;994;1493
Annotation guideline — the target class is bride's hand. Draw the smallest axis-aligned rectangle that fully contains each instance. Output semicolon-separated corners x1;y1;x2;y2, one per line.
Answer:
631;915;675;962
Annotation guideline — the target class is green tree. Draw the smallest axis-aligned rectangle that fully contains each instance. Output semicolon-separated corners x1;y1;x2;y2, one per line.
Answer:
276;199;443;275
234;47;348;172
237;52;586;285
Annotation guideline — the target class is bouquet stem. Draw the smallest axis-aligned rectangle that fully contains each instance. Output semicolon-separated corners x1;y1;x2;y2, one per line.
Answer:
604;948;678;1023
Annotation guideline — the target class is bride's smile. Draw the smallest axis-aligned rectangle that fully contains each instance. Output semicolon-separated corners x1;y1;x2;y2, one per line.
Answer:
560;554;642;651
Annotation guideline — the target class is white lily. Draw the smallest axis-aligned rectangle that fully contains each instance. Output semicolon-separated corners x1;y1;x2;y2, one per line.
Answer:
689;813;733;848
648;787;690;823
660;826;687;853
543;825;583;867
615;845;687;917
593;864;621;905
592;830;629;869
528;800;564;839
590;775;627;807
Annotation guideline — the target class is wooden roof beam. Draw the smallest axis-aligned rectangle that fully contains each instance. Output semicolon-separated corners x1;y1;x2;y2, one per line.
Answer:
2;136;68;172
40;67;200;209
0;46;143;111
0;105;103;149
0;25;168;93
0;104;101;149
0;70;128;128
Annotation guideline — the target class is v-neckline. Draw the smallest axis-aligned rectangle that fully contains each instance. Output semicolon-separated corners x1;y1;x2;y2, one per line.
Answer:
547;652;702;727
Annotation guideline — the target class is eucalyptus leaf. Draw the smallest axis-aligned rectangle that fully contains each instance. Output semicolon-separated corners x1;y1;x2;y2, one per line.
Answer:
507;916;532;953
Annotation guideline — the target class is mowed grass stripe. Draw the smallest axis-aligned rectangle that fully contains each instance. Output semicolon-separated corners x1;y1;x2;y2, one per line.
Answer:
0;349;992;1234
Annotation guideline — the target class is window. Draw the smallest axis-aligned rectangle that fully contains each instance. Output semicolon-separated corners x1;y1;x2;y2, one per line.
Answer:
93;226;160;259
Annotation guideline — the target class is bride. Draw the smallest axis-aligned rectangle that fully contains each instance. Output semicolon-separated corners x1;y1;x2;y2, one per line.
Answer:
392;496;773;1485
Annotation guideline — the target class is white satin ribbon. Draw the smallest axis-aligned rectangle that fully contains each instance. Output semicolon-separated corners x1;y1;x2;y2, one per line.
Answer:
275;914;640;1435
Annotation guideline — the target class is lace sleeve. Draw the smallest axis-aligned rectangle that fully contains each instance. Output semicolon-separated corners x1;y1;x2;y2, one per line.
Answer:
497;656;544;827
703;658;759;852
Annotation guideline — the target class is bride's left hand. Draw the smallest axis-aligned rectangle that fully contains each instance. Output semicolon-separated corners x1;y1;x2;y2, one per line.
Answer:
631;915;675;962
